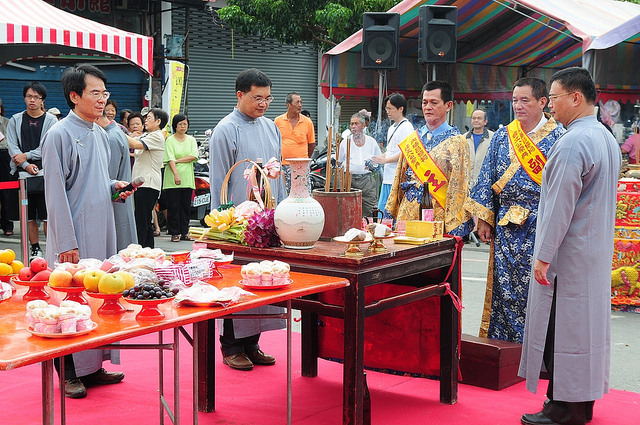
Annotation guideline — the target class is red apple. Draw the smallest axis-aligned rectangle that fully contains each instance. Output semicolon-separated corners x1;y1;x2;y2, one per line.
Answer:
48;269;73;288
18;267;34;281
31;270;52;282
30;257;48;273
65;264;86;276
72;269;90;288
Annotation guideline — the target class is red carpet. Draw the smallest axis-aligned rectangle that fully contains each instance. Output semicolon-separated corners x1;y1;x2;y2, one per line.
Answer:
1;327;638;424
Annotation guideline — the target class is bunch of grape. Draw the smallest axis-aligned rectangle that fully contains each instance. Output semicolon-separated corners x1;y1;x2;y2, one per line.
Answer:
123;281;179;300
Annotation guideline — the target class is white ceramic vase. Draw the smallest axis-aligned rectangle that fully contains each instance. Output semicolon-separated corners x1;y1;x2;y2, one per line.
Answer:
274;158;325;249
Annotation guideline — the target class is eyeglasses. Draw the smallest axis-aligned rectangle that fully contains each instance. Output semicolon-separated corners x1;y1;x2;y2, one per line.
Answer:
83;90;110;100
548;92;575;103
25;95;42;100
245;93;274;105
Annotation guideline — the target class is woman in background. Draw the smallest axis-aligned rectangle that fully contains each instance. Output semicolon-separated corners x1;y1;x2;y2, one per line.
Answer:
126;108;168;248
163;114;198;242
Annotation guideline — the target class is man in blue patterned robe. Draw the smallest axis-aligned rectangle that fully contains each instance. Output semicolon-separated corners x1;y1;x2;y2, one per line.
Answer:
464;78;564;343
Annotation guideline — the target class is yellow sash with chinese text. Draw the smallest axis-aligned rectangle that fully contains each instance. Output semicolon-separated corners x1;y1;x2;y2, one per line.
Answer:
399;131;448;208
507;120;546;185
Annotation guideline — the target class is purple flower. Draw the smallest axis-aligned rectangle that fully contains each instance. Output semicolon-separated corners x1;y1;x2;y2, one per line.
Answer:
244;209;280;248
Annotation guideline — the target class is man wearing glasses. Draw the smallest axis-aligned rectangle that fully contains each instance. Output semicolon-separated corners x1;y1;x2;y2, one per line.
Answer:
464;77;564;344
209;68;287;371
6;81;57;259
41;65;135;398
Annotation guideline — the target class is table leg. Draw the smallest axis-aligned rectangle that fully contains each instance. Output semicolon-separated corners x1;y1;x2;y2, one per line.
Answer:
287;300;292;425
300;301;318;377
342;276;364;425
197;319;217;412
42;360;54;425
439;247;460;404
174;327;180;424
193;325;199;424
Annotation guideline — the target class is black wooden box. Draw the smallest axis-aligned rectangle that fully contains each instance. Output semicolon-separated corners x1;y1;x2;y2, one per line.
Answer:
459;334;525;390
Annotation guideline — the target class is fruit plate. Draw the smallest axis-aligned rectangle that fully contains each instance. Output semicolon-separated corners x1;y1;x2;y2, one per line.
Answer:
85;292;126;315
0;274;17;283
240;278;293;290
124;297;172;320
11;278;50;301
333;234;374;244
27;322;97;338
47;285;88;305
333;234;374;258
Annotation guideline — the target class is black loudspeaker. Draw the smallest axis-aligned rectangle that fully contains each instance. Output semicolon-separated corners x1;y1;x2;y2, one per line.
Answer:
418;5;458;63
361;13;400;70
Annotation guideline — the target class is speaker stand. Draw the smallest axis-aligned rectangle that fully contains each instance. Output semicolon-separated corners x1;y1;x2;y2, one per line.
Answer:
376;70;387;136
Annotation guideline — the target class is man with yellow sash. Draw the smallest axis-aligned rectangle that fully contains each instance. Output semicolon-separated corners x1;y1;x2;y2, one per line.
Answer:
386;80;473;237
464;77;565;343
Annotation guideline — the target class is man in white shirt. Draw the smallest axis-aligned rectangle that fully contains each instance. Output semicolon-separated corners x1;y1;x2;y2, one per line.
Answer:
337;113;381;217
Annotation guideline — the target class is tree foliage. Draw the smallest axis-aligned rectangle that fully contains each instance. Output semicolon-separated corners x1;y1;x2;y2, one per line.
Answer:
216;0;401;51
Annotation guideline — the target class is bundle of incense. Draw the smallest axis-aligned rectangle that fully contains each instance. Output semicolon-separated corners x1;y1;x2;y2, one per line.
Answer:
325;129;332;192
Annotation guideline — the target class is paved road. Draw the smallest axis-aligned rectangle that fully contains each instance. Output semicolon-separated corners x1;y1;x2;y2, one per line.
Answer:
5;223;639;393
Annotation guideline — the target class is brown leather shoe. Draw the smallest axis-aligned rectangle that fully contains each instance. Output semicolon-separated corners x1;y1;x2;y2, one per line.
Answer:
223;353;254;371
81;368;124;386
246;349;276;366
64;378;87;399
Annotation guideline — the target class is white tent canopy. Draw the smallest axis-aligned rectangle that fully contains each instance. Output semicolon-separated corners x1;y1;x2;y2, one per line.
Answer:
0;0;153;75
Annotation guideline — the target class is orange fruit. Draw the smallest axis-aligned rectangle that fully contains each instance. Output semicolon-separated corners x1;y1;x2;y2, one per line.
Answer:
0;249;16;265
0;263;14;276
10;260;24;275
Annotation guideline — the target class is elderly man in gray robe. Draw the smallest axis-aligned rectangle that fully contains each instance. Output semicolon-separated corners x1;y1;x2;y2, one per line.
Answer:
209;68;287;371
518;67;621;425
42;65;135;398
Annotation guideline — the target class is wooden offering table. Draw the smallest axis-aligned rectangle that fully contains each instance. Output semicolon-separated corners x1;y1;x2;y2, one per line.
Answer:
204;237;463;425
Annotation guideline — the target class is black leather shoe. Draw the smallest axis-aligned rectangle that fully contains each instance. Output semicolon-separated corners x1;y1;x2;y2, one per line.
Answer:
585;401;594;423
223;353;254;371
64;378;87;399
542;399;593;423
81;368;124;386
246;349;276;366
521;411;560;425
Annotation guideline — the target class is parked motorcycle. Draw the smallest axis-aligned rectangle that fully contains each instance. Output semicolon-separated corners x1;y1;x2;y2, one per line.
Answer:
308;146;334;191
190;130;211;226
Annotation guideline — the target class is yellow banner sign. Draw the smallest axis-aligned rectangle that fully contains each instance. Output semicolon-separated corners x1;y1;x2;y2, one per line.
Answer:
399;131;449;208
507;120;546;185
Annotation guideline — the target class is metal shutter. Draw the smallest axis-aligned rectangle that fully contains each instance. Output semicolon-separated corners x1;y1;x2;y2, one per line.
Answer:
172;8;319;137
0;63;145;119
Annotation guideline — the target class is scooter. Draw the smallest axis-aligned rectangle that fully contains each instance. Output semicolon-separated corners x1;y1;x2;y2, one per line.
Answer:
309;146;334;191
190;130;211;226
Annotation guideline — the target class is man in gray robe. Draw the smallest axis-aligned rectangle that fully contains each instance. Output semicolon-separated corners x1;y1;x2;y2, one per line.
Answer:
209;68;286;371
518;67;621;425
42;65;134;398
97;112;137;251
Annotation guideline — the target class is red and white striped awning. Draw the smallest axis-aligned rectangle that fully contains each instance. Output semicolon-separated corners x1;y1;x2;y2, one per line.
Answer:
0;0;153;75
